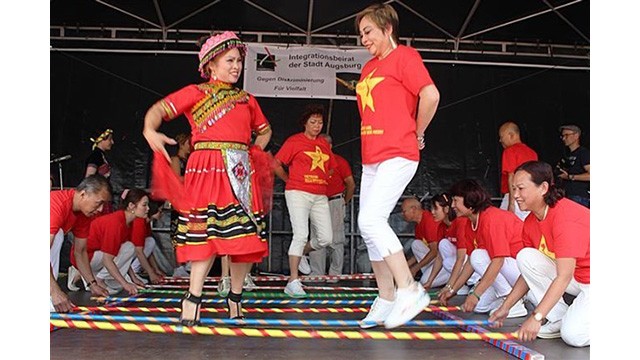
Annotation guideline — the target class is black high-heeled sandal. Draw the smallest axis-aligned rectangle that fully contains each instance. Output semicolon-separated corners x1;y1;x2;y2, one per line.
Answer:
180;291;202;326
226;291;245;320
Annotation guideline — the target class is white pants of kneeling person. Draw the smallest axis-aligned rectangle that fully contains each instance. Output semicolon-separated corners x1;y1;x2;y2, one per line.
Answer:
410;239;450;287
517;248;590;347
79;241;137;295
50;229;65;311
130;236;157;283
469;248;527;318
438;239;481;294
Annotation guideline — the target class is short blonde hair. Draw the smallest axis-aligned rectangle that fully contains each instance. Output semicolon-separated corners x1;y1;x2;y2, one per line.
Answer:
355;3;399;43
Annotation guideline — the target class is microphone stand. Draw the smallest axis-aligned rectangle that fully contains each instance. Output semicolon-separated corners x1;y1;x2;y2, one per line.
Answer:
51;155;71;190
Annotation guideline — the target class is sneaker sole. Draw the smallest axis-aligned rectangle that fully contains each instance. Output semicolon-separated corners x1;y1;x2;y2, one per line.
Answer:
537;332;562;339
284;290;307;298
358;321;380;329
384;293;431;329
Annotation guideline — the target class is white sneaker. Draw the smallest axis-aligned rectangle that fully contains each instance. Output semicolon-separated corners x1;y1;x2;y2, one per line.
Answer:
67;266;81;292
359;296;395;329
384;283;431;329
489;298;528;319
218;276;231;297
538;319;562;339
243;274;256;292
298;256;311;275
284;279;307;298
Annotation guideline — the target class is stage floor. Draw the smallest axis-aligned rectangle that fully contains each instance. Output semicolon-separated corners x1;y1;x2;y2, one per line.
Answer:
51;275;589;360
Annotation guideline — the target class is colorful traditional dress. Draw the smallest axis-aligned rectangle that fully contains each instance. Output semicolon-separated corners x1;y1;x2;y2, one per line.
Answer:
153;80;271;263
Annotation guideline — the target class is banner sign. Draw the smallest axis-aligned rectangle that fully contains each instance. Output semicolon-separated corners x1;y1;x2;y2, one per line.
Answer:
243;44;371;100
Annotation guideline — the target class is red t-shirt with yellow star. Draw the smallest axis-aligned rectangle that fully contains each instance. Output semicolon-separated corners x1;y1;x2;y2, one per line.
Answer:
275;133;335;195
465;206;524;259
356;45;434;164
522;198;590;284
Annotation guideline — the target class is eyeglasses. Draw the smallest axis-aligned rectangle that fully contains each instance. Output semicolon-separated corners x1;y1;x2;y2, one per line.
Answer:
560;132;576;139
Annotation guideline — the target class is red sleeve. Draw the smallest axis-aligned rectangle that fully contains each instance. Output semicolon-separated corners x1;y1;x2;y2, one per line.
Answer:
483;211;513;258
419;212;440;243
72;214;93;239
337;156;352;178
130;218;148;247
453;218;468;250
400;47;434;96
249;95;270;134
275;136;296;166
159;84;202;121
501;147;518;174
551;207;590;259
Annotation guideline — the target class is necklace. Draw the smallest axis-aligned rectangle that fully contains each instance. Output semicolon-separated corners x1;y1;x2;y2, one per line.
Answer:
471;212;479;231
540;205;549;221
378;45;395;60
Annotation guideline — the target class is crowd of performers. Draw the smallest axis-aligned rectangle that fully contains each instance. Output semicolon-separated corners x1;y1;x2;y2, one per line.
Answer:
49;3;589;348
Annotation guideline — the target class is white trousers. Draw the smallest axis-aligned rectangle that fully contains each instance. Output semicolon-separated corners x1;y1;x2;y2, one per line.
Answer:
309;197;346;275
469;248;521;313
50;229;65;279
517;248;590;347
439;239;481;285
500;194;530;221
285;190;332;256
410;239;449;286
358;157;418;261
131;236;157;274
76;241;136;287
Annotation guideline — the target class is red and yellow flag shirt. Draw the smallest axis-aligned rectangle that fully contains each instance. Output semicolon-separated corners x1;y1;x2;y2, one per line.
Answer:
465;206;524;259
523;198;590;284
356;45;434;164
50;189;93;238
276;133;335;195
326;154;352;197
70;210;132;267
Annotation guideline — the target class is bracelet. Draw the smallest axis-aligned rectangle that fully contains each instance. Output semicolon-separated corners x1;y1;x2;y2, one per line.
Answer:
469;290;481;300
569;174;575;181
444;284;454;294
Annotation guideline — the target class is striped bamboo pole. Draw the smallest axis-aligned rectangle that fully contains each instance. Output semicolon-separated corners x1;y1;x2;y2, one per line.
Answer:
93;297;439;306
148;284;381;292
50;318;517;341
431;310;544;360
52;313;490;328
162;273;377;283
75;305;461;314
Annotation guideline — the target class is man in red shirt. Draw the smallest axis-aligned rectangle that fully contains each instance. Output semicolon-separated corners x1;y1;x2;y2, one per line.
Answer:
50;175;111;312
498;121;538;220
308;134;356;281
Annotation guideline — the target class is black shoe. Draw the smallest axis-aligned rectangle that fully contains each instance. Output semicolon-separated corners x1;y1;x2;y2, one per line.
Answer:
227;291;245;320
180;291;202;326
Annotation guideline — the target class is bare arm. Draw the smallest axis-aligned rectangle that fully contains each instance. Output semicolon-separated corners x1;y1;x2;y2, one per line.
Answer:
508;172;516;212
415;84;440;137
143;101;177;162
102;252;141;295
343;175;356;204
170;156;184;181
73;237;109;297
254;128;272;150
461;256;505;312
274;160;289;182
423;254;443;289
84;165;97;178
133;245;161;283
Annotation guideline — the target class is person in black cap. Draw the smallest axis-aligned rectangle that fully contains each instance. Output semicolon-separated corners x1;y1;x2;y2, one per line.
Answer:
556;125;590;208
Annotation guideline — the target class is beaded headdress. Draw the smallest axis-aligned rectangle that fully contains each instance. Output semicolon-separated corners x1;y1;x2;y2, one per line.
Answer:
90;129;113;150
198;31;247;79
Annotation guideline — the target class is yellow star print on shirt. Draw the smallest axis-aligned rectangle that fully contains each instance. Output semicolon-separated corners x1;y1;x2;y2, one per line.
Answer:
304;146;330;173
356;69;384;113
538;235;556;259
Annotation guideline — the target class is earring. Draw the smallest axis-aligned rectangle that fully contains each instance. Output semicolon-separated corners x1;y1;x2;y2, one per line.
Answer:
389;36;397;49
130;209;135;214
212;73;218;81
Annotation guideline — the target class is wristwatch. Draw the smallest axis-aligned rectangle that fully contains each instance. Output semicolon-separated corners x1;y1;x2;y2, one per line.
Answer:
533;311;544;322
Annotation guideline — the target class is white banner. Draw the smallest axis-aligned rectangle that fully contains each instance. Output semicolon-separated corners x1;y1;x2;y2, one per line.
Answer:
243;44;371;100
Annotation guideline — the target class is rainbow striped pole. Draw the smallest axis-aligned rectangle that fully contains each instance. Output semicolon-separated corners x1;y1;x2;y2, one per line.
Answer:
431;310;544;360
147;284;381;292
139;288;438;299
163;273;377;283
75;305;461;314
51;313;492;328
93;296;440;306
50;318;518;341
